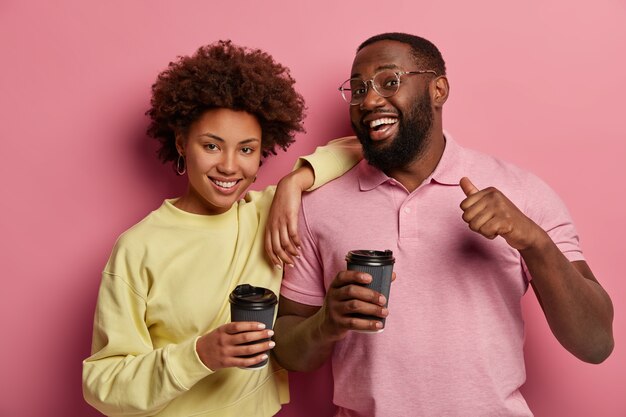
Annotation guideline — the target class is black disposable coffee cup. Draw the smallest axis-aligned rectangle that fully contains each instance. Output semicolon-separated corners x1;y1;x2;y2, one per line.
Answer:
346;250;395;332
229;284;278;369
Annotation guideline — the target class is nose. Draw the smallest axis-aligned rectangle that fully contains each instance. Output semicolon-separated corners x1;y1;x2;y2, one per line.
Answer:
359;81;385;110
216;151;237;175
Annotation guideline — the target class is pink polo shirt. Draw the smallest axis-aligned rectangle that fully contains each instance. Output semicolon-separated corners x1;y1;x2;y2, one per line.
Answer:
281;134;583;417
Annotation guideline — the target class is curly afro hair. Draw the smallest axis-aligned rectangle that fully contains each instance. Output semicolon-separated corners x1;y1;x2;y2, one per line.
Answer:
146;40;306;168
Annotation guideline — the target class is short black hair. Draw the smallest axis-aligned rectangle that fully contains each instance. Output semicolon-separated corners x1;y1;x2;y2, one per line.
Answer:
358;32;446;76
146;40;306;166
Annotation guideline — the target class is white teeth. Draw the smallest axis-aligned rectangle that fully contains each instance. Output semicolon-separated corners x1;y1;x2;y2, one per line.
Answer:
213;179;237;188
369;118;397;128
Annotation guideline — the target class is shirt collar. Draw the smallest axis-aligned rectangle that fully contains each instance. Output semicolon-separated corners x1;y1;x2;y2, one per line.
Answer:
358;131;465;191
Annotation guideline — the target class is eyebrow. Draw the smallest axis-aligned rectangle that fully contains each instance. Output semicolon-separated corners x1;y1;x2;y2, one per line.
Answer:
351;63;399;78
199;133;260;144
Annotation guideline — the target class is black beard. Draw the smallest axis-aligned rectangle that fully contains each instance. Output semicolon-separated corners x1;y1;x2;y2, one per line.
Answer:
352;92;434;173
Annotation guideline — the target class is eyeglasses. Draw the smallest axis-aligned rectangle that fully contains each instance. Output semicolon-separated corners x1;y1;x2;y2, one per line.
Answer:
338;69;438;105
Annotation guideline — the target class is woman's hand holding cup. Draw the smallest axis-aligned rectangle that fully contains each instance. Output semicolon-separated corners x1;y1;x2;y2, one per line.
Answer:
196;322;275;371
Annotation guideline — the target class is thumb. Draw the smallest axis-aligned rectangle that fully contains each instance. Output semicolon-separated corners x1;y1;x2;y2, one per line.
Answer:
460;177;479;197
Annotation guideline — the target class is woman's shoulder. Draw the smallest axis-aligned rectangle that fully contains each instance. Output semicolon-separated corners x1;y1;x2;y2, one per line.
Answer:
110;202;169;252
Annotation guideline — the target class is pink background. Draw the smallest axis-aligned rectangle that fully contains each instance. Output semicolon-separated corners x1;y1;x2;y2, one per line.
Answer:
1;1;624;415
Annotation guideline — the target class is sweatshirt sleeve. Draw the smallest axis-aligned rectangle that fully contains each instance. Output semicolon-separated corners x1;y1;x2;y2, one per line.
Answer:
293;136;362;190
82;256;213;416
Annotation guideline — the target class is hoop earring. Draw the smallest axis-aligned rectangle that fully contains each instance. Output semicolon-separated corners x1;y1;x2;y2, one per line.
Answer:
176;154;186;176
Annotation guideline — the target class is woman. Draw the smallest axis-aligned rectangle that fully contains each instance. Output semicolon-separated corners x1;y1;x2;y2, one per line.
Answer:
82;40;359;417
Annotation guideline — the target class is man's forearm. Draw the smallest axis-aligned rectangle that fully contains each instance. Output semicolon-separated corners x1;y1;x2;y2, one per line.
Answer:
521;231;614;363
273;312;337;372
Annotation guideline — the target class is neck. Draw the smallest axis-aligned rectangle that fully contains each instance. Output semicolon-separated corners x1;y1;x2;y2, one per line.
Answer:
386;129;446;193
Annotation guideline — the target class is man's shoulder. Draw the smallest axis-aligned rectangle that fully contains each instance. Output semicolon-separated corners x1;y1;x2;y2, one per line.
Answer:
300;162;365;220
304;162;362;197
458;144;561;214
459;145;540;188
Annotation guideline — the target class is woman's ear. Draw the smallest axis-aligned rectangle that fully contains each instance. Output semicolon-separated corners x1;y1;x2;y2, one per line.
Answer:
175;132;186;155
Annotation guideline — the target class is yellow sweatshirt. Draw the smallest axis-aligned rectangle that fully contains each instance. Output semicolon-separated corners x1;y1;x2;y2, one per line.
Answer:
82;137;360;417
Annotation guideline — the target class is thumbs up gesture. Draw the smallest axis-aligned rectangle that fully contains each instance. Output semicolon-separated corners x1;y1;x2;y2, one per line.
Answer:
459;177;543;251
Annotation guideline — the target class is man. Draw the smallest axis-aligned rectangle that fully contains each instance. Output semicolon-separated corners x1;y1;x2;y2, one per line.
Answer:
271;33;614;416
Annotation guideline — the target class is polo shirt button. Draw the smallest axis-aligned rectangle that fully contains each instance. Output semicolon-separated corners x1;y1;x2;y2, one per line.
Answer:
404;207;411;214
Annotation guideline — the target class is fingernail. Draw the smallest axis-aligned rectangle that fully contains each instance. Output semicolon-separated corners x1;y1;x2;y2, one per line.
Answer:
262;354;269;360
258;323;266;329
375;321;383;329
379;296;386;305
275;264;283;270
288;263;295;268
268;341;276;348
267;330;274;336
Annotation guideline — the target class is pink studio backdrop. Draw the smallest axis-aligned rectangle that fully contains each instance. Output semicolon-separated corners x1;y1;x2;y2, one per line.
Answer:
1;1;624;416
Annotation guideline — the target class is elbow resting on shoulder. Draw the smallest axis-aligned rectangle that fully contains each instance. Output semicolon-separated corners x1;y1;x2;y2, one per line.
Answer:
585;339;614;365
572;333;615;365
